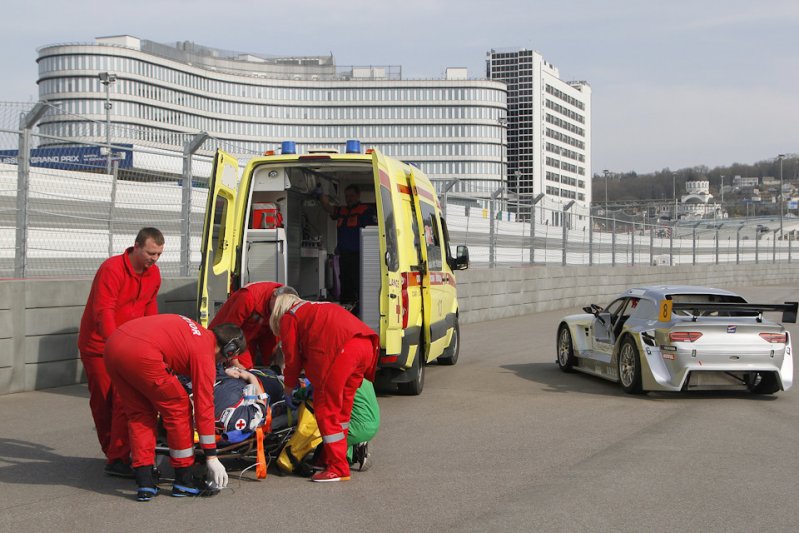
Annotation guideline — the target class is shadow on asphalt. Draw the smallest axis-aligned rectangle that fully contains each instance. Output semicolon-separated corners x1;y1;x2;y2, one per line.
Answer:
37;384;90;400
501;362;780;401
0;438;134;499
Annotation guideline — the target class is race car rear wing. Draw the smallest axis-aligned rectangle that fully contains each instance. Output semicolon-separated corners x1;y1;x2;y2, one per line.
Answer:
669;301;798;323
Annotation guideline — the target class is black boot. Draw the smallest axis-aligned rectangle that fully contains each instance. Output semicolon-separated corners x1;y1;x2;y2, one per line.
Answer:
134;466;159;502
172;466;211;497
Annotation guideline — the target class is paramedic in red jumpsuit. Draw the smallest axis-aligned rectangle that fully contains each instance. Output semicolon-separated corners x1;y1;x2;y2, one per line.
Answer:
104;315;244;501
78;227;164;477
270;293;378;482
209;282;295;369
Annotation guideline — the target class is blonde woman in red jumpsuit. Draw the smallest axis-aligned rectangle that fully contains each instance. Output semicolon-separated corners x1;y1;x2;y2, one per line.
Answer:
270;293;378;482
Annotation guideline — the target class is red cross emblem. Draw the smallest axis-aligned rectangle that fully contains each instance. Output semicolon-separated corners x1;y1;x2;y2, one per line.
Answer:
235;418;246;430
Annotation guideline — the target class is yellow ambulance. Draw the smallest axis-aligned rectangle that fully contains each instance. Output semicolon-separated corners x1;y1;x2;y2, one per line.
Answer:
198;140;470;395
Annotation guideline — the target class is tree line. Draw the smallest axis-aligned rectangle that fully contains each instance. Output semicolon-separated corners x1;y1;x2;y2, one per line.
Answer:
594;154;798;205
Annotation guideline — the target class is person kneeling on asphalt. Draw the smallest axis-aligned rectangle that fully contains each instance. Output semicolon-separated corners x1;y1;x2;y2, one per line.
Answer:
104;314;245;501
270;293;379;483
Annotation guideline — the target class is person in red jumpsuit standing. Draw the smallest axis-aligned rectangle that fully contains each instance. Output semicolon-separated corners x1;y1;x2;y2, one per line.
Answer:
78;227;164;478
270;293;378;483
209;283;297;369
104;315;244;501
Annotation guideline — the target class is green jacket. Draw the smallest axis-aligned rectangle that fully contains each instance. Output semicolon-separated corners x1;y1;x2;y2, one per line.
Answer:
347;379;380;446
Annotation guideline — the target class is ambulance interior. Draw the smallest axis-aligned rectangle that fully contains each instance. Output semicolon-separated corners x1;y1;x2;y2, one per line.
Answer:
241;161;380;325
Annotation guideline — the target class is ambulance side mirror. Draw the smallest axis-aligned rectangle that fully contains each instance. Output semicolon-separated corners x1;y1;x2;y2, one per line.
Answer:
452;245;470;270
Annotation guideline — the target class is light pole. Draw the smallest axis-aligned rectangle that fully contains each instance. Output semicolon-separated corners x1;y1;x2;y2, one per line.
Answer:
778;154;785;238
99;72;117;174
562;200;575;266
498;117;508;214
673;173;677;220
603;169;609;206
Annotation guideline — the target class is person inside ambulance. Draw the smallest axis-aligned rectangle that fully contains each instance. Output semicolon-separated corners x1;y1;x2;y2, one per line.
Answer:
104;315;245;501
209;283;298;369
320;185;377;312
78;227;164;479
270;293;379;482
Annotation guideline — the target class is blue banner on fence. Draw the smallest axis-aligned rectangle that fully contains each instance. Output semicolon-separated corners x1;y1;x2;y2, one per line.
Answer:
0;144;134;170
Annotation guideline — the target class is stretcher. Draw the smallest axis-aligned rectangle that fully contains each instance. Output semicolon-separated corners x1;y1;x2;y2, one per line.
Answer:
155;401;296;479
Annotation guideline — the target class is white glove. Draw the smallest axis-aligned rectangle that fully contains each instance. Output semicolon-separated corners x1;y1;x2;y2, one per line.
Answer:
206;457;228;489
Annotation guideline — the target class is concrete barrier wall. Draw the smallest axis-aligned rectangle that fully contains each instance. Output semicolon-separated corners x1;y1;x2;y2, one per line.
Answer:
0;278;197;396
456;263;799;324
1;263;798;395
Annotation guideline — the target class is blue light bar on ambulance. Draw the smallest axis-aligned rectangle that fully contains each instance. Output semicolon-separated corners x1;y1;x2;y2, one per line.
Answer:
281;141;297;155
345;140;361;154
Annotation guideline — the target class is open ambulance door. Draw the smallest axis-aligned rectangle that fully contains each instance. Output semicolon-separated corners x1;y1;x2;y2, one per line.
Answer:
372;151;404;362
197;149;239;326
405;166;433;362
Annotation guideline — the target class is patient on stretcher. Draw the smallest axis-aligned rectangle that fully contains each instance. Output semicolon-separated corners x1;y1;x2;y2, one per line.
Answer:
180;365;287;443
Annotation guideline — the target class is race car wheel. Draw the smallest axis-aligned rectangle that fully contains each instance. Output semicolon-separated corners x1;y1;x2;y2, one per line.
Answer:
398;348;425;396
437;320;460;366
556;325;576;372
618;337;643;394
748;372;780;395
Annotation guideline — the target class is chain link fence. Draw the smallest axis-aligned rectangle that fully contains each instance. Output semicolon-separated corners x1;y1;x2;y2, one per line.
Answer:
445;194;796;267
1;101;259;278
2;101;796;278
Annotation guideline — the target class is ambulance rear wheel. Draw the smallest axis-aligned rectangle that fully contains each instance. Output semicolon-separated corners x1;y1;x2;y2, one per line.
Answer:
437;320;460;366
398;350;424;396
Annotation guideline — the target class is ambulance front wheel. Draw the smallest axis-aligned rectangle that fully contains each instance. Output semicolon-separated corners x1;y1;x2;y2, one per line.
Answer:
397;349;425;396
437;320;459;366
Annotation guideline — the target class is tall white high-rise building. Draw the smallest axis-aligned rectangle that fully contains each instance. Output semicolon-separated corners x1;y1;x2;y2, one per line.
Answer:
486;48;592;210
36;36;507;193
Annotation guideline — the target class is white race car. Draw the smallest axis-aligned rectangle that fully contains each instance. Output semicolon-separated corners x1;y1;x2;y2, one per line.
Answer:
556;286;797;394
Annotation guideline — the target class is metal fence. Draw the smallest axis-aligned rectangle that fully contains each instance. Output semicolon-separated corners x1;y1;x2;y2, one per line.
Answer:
1;101;257;278
1;101;796;278
446;199;796;268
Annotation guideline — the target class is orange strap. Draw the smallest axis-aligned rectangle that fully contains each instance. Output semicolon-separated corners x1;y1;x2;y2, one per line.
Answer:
256;426;267;479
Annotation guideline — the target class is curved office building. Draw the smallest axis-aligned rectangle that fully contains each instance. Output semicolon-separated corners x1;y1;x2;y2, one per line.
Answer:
37;35;507;189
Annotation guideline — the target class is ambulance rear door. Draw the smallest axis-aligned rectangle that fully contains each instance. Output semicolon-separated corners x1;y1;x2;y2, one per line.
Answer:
197;149;239;326
405;167;433;361
371;151;403;361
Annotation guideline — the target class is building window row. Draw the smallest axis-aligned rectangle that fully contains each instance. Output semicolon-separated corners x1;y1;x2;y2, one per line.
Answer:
545;113;584;137
546;153;585;176
546;171;586;189
46;99;506;142
39;54;506;104
545;142;585;164
544;98;584;125
545;128;585;151
545;83;585;111
40;121;502;177
41;80;505;123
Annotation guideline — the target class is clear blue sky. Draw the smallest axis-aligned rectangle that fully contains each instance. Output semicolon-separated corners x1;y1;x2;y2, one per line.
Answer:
1;0;797;174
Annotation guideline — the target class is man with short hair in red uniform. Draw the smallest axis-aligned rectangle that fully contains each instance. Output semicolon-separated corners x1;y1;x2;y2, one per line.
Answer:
104;315;244;501
209;282;296;369
320;184;376;311
78;227;164;478
270;293;379;483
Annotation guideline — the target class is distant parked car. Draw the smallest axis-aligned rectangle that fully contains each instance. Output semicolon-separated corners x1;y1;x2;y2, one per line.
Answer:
556;286;796;395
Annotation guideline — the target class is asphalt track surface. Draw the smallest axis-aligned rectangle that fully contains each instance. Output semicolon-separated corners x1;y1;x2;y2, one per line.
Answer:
2;285;799;532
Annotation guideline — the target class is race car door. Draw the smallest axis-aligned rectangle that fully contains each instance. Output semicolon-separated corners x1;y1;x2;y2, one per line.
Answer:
198;149;239;326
